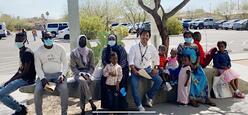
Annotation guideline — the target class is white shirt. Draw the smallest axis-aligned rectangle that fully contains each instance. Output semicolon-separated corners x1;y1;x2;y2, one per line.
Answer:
128;42;159;69
103;63;123;86
34;44;68;80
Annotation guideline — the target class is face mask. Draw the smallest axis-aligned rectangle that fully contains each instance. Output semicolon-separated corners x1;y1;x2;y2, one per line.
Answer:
44;38;54;46
184;37;193;43
108;40;116;46
15;42;24;48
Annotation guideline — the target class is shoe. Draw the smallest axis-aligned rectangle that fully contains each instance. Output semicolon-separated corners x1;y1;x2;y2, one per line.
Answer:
137;105;145;111
165;82;172;91
12;105;27;115
190;100;199;107
145;94;153;107
233;92;245;99
91;104;97;115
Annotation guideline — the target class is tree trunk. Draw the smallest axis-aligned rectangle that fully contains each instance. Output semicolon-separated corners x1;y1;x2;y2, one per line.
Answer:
153;15;170;57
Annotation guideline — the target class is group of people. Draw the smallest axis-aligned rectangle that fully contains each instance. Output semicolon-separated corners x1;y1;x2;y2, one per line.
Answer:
0;29;245;115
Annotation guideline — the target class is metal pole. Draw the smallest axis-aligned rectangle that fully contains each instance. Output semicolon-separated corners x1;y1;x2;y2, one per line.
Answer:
67;0;80;51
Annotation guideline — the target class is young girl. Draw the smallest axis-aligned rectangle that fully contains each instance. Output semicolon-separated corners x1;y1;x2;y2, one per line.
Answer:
103;52;123;110
177;55;191;105
165;48;180;85
158;45;172;91
213;41;245;98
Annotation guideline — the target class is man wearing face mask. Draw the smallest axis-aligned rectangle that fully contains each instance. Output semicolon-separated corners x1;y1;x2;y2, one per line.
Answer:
177;31;216;107
70;35;96;115
101;34;129;110
0;32;36;115
34;32;68;115
128;29;162;111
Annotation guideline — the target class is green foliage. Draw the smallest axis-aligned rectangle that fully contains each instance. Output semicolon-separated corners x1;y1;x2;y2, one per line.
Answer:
0;14;33;31
166;17;183;35
80;16;105;40
111;26;129;39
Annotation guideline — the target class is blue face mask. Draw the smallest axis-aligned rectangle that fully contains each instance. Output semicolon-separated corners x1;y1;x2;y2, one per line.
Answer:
15;42;24;48
44;38;54;46
184;37;193;43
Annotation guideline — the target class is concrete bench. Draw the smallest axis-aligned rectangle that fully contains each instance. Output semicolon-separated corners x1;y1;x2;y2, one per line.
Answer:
19;67;248;108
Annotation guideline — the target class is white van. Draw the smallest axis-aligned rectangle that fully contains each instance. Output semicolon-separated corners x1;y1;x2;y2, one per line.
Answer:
46;22;68;35
0;22;7;39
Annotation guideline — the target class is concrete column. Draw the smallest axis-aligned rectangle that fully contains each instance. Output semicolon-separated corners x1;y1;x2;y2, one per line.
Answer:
67;0;80;50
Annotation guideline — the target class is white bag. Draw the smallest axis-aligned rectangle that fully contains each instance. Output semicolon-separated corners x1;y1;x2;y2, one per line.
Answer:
91;65;103;81
212;76;232;98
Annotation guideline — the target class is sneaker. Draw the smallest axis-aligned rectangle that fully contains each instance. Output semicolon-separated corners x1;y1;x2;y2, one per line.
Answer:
12;105;27;115
233;92;245;99
145;94;153;107
165;82;172;91
137;105;145;111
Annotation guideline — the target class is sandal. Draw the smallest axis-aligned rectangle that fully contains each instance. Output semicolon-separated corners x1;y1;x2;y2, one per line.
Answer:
190;100;199;107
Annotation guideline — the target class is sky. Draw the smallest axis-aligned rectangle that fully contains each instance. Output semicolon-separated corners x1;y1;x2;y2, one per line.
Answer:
0;0;243;19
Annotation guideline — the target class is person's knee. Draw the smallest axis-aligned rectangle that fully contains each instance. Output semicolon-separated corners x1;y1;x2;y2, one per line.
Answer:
154;76;163;85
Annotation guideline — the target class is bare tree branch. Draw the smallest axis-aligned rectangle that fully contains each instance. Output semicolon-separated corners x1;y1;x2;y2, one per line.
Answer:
160;4;165;15
166;0;190;18
138;0;154;14
154;0;161;12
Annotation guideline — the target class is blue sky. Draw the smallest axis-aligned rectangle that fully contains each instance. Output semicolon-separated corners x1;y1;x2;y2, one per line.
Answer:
0;0;241;19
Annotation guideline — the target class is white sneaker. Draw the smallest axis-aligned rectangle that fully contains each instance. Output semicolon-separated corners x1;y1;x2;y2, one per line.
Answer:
145;94;153;107
165;82;172;91
137;105;145;111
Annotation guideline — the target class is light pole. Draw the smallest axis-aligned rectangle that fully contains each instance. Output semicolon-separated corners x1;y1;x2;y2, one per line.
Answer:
67;0;80;50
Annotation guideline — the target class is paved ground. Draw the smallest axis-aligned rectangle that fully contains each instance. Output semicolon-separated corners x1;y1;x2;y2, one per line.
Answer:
1;30;248;114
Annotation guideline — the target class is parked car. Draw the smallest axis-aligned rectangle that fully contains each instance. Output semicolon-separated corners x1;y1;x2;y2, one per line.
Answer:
189;19;200;29
193;18;215;29
222;19;239;30
0;22;7;39
214;20;227;30
57;27;70;39
232;19;248;30
181;19;192;29
46;22;68;35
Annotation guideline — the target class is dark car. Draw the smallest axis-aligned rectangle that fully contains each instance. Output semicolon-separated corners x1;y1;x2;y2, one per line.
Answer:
181;19;192;30
214;20;227;30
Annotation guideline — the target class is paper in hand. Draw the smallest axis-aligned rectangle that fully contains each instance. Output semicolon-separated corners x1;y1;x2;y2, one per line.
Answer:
44;82;56;93
138;69;152;79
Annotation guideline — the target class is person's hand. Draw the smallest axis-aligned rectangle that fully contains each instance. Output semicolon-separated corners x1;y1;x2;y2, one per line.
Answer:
109;71;116;76
41;78;49;88
132;69;139;76
152;68;158;76
116;83;120;91
57;75;65;83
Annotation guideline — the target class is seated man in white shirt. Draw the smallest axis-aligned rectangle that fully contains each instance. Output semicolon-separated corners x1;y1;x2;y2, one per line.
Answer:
34;32;68;115
128;29;162;111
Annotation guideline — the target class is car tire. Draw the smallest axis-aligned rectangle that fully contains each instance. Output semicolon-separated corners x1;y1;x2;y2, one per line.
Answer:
199;25;204;29
0;37;2;40
64;34;70;40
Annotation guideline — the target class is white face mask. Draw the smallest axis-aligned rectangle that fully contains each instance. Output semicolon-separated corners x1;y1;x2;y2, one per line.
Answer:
108;40;116;46
15;42;24;48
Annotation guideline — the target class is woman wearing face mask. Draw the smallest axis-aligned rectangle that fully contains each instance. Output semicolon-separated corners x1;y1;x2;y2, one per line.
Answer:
101;34;128;110
177;31;216;107
70;35;97;115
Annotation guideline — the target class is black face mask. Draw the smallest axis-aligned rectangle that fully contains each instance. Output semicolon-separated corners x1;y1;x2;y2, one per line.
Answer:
79;37;87;48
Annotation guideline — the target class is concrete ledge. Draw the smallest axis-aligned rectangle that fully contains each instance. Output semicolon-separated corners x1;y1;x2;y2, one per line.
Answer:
19;78;101;100
19;67;248;108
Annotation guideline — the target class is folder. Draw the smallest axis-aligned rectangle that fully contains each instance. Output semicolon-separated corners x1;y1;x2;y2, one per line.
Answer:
138;69;152;79
44;82;56;93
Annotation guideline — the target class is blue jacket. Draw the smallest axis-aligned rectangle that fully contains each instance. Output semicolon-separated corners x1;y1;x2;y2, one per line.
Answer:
213;50;231;69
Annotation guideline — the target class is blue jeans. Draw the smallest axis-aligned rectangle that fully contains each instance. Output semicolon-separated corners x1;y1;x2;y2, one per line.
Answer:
130;67;162;107
0;79;28;112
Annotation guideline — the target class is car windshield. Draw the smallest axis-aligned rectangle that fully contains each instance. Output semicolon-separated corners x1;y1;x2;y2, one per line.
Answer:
48;24;58;28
